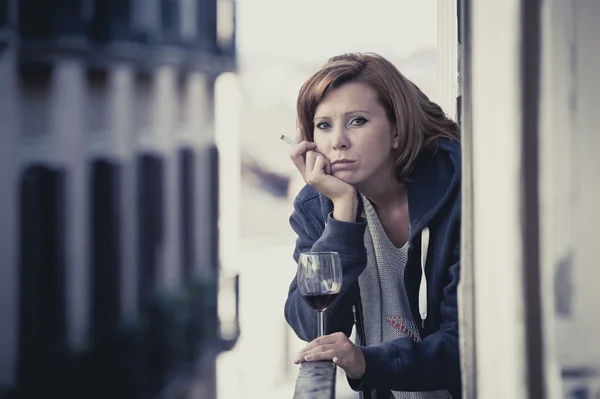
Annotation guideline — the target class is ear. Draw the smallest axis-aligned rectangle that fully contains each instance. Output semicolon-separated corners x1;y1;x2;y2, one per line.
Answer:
391;128;400;149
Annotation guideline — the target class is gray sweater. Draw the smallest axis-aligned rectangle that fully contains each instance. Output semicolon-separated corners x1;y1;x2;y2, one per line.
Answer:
359;195;451;399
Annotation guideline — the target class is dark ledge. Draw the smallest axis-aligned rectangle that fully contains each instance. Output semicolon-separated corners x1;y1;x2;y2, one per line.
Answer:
293;361;337;399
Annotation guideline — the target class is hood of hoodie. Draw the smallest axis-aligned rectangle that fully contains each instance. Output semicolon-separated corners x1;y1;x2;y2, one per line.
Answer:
405;138;461;240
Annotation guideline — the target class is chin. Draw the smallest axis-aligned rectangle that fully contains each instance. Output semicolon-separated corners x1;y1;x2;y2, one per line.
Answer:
333;171;363;186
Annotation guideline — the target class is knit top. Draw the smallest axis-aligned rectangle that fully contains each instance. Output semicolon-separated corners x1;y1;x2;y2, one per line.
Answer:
358;195;451;399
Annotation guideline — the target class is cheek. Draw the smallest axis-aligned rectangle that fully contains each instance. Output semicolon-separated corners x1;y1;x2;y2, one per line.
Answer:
360;141;389;164
314;135;328;151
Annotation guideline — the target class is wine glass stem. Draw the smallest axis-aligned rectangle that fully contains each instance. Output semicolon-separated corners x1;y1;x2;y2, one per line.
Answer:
317;310;325;337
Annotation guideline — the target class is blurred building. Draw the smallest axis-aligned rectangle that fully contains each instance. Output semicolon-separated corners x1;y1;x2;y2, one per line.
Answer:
0;1;238;398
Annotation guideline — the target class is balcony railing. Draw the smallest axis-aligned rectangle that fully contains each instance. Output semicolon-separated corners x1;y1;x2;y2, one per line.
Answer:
293;361;337;399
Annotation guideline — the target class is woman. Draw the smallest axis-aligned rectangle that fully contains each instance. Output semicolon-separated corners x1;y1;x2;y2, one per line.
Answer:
284;53;461;399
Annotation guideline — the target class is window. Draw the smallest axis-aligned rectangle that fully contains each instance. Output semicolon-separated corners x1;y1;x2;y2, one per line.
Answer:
131;0;160;35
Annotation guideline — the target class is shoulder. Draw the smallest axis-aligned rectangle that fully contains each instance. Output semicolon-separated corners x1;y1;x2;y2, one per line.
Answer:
438;137;461;166
426;137;462;190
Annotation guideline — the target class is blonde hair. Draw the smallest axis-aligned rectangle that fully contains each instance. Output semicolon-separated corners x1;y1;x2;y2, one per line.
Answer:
297;52;459;181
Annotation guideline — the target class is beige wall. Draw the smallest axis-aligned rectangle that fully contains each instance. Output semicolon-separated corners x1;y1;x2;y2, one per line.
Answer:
539;0;600;394
461;0;600;397
470;1;529;397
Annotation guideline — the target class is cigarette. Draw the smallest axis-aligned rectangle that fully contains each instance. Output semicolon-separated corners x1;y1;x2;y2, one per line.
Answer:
280;135;297;146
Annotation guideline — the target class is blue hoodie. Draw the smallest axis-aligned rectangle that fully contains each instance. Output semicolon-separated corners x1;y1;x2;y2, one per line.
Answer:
284;138;462;398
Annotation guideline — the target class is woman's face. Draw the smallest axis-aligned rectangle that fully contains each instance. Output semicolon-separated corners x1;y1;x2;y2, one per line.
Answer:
312;82;399;185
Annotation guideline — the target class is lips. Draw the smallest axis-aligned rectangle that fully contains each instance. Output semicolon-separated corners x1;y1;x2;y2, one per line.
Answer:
331;159;355;166
330;159;356;172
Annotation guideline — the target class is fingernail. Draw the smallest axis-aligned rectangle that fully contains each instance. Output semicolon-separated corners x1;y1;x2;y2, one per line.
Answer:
294;356;302;364
305;355;313;361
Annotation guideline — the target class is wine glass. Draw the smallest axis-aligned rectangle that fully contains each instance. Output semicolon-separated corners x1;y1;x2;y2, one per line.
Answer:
297;252;343;337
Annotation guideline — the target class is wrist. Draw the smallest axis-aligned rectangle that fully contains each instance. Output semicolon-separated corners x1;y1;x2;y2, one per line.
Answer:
332;189;358;222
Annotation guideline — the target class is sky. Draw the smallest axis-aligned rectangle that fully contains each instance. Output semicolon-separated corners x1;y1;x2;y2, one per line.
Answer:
236;0;438;63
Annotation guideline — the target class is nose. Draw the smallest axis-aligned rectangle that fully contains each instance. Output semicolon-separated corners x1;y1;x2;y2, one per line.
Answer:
331;127;350;150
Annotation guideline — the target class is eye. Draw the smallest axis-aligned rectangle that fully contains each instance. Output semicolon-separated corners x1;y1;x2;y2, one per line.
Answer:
349;117;367;126
315;122;332;130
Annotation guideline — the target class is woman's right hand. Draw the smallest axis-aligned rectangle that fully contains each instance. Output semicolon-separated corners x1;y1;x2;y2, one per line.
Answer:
289;128;356;204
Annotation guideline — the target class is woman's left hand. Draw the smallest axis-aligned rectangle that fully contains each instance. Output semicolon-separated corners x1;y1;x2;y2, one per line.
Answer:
294;332;366;379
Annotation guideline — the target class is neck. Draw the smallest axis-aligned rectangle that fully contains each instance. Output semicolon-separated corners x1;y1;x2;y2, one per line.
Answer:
356;168;407;210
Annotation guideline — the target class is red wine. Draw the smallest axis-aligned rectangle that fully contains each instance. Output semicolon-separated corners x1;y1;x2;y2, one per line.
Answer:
302;292;339;311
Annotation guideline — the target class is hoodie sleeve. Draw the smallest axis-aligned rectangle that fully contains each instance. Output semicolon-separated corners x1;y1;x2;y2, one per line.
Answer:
284;197;368;342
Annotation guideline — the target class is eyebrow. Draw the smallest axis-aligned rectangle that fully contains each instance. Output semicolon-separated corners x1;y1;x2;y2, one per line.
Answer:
313;110;372;121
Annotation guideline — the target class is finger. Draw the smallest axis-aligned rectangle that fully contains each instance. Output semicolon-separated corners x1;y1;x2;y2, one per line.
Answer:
289;141;317;160
294;344;334;364
332;356;345;367
299;344;339;359
298;337;352;362
305;150;317;178
314;153;328;174
297;334;339;355
298;335;352;359
304;349;338;362
290;141;317;175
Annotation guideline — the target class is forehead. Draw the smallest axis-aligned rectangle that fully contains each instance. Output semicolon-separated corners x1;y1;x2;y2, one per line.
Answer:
314;83;382;117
